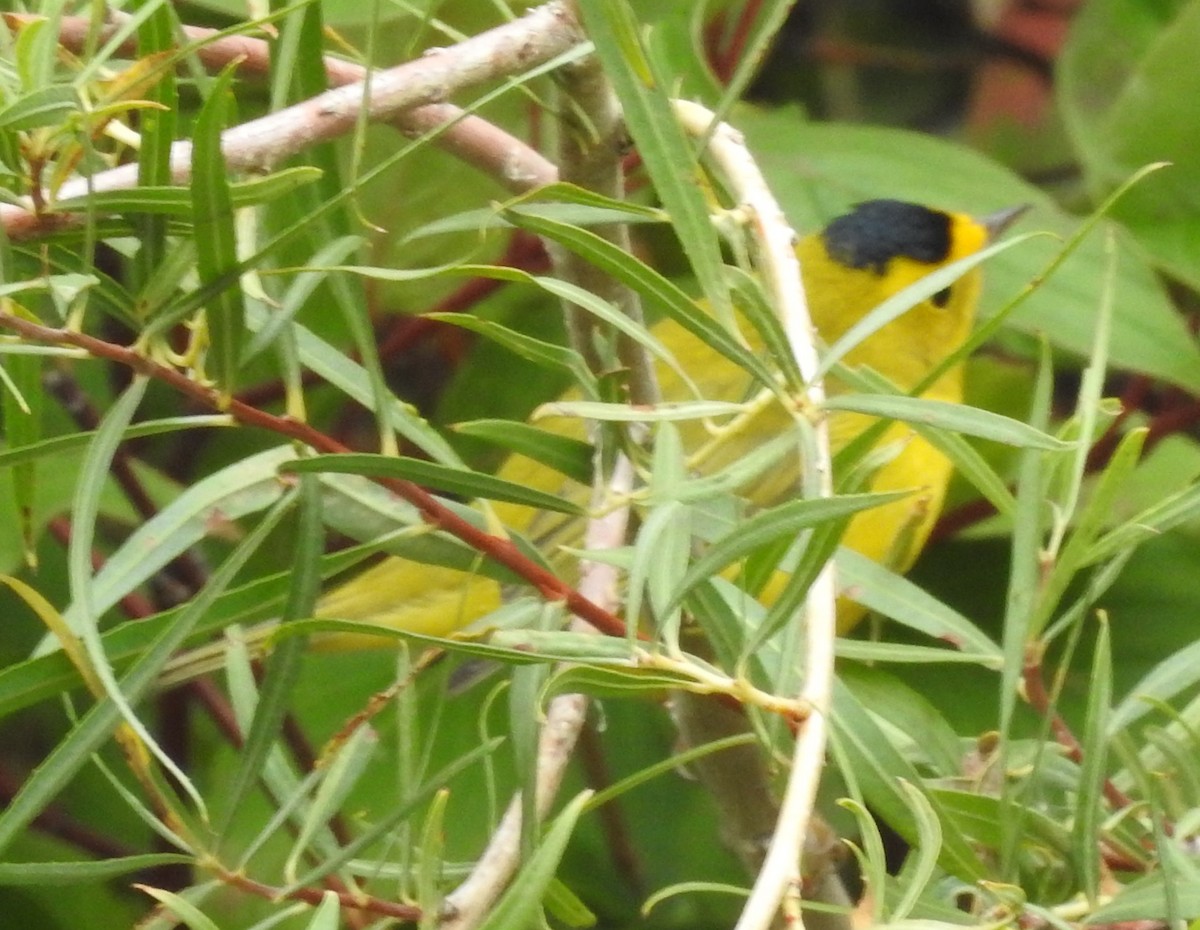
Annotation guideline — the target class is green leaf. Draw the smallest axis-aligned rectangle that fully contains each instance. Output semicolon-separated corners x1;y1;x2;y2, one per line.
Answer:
426;309;593;385
0;415;231;469
0;854;193;885
282;453;584;515
51;169;323;216
927;788;1073;860
1086;870;1200;922
136;888;221;930
573;2;730;322
283;723;378;885
282;736;503;893
55;445;299;644
190;62;245;396
0;84;77;131
822;394;1071;451
0;490;295;855
501;209;778;394
831;677;986;883
1060;0;1200;290
1075;614;1112;905
452;420;593;486
838;663;965;777
665;492;908;615
535;399;743;423
1110;638;1200;734
476;791;593;930
835;548;1002;659
217;475;323;839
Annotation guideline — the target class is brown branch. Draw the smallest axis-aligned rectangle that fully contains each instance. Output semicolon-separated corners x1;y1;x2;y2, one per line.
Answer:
203;868;421;922
1021;654;1132;810
0;312;628;639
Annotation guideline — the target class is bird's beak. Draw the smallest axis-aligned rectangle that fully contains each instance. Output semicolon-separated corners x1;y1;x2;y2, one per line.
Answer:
981;204;1031;241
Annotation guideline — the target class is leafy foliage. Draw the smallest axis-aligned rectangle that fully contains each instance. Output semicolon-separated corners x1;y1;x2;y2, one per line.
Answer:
1;1;1200;928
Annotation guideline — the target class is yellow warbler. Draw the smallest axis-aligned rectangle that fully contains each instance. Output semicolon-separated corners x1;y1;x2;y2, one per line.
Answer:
316;200;1024;639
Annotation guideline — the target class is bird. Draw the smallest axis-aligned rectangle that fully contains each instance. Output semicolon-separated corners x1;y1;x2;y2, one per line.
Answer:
314;199;1025;642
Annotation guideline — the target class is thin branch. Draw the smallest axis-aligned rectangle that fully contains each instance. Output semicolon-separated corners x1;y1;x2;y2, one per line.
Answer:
1022;655;1132;810
672;100;838;930
442;38;656;925
1;3;573;239
18;11;557;195
442;456;636;929
0;312;629;639
210;867;421;922
551;49;657;404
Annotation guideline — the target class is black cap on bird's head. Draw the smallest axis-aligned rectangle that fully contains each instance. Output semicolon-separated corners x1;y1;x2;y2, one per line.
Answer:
821;200;954;275
821;199;1030;275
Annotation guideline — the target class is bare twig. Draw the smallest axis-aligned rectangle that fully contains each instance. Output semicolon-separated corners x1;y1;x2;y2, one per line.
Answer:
13;11;558;195
1;3;575;239
442;456;636;928
671;100;839;930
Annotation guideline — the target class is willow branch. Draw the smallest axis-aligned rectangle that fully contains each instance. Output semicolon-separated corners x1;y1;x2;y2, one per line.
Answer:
0;313;628;638
672;100;839;930
1;2;574;239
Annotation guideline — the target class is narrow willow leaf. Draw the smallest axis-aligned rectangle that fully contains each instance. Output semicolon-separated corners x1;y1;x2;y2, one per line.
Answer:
283;737;502;892
131;4;176;282
217;475;323;839
0;415;231;469
536;399;743;423
0;491;295;855
890;780;943;922
838;663;964;777
405;196;665;240
1086;873;1200;922
503;209;776;393
52;169;323;216
831;678;986;882
0;84;77;131
835;548;1001;659
453;420;593;486
50;445;299;651
303;892;341;930
0;854;193;885
284;723;378;885
1085;477;1200;567
2;351;41;563
1029;427;1146;640
136;887;221;930
928;788;1073;857
426;311;592;384
834;641;999;666
66;377;206;816
1110;639;1200;734
282;453;584;515
475;791;593;930
823;394;1070;451
573;2;730;321
191;62;245;396
417;791;449;928
1075;614;1112;904
1000;340;1054;739
665;492;906;616
244;304;465;466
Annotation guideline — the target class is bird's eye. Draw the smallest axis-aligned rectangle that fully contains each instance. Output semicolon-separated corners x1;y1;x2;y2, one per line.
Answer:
931;286;952;308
